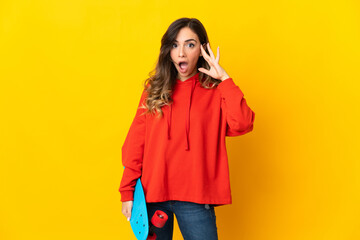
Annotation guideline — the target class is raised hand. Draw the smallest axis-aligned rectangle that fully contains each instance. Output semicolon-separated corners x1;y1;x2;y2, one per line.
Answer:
198;43;230;81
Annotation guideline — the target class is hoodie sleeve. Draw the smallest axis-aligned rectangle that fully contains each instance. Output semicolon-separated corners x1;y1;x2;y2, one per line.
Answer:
217;77;255;137
119;89;147;202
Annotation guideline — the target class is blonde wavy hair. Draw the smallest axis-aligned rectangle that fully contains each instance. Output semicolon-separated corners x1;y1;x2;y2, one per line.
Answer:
139;18;222;118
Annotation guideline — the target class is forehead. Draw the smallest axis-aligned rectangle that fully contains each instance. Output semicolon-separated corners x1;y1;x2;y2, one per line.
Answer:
174;27;199;42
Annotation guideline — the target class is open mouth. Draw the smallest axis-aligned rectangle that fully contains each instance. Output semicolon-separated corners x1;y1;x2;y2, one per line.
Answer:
178;61;189;72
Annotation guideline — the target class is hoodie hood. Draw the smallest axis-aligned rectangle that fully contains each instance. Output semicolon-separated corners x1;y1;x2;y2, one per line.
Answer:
167;72;200;151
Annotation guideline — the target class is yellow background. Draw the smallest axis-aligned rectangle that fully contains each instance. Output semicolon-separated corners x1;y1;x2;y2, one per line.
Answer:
1;0;359;239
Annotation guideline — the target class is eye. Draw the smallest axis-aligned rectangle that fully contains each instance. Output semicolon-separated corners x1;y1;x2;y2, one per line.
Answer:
172;43;177;48
188;43;195;48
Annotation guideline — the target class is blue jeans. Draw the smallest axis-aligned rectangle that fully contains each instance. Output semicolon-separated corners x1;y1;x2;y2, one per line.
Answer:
146;200;218;240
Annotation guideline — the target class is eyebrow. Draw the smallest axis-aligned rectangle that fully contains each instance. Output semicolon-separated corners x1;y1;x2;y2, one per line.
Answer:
174;39;197;43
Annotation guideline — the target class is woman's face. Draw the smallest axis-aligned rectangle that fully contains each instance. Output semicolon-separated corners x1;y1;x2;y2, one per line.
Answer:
170;27;202;81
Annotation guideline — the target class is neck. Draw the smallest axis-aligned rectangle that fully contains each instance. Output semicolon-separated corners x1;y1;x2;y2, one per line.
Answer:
177;69;198;82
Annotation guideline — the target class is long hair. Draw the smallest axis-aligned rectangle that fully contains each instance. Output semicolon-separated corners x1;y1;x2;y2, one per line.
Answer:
140;17;222;118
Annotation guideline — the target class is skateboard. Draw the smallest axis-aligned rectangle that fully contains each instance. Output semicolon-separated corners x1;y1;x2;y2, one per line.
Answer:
123;167;168;240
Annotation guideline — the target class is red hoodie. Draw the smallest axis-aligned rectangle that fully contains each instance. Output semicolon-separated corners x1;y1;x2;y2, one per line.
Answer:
119;72;255;206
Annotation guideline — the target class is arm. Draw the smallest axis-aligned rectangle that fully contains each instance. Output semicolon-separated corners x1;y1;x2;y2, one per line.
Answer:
119;89;147;202
197;43;255;136
217;78;255;136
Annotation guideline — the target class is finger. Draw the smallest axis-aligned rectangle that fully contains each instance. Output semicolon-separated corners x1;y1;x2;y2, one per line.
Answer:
125;212;131;221
198;67;211;76
207;43;215;59
200;44;212;64
123;211;129;218
200;44;210;60
216;46;220;63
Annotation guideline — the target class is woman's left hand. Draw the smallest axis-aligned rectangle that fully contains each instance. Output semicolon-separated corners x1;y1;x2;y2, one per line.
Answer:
198;43;230;81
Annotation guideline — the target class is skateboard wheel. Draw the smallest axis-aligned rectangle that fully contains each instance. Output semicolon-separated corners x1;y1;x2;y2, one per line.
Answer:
151;210;168;228
147;232;157;240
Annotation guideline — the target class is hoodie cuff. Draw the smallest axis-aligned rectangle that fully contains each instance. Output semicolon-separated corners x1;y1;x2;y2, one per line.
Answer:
120;190;134;202
217;78;244;98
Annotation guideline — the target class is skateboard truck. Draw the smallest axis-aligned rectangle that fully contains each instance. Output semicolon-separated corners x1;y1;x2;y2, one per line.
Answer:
147;210;169;240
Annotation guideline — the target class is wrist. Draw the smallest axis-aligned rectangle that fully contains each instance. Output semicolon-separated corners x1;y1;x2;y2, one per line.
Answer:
220;74;230;81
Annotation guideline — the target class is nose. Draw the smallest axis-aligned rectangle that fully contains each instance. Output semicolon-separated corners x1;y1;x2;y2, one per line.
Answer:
178;45;185;57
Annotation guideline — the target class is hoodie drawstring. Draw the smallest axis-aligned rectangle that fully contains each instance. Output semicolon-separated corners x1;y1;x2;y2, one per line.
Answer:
185;76;196;150
167;73;198;151
167;104;172;139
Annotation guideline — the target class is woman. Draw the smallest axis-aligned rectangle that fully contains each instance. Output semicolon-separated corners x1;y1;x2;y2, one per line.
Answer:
119;17;255;239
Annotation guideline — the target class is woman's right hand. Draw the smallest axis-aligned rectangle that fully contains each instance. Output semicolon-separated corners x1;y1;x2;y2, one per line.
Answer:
122;200;133;221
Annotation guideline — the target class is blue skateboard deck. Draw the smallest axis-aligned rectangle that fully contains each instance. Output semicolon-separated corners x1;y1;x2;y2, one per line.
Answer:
123;167;149;240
